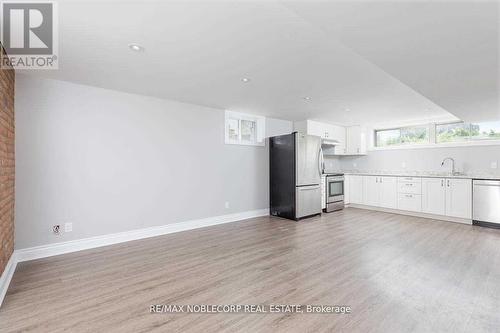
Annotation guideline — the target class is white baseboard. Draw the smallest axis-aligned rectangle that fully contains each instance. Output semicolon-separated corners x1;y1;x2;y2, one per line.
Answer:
16;208;269;263
0;253;18;307
347;204;472;225
0;208;268;308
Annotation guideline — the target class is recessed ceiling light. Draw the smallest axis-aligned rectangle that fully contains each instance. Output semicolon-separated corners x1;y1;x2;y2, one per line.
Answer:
241;78;251;83
128;43;144;52
303;97;311;101
345;108;351;112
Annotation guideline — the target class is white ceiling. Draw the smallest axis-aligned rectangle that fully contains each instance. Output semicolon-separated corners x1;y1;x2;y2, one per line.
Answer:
284;1;500;123
18;0;499;126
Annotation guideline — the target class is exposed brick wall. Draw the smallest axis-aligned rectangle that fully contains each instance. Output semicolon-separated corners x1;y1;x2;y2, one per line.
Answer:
0;45;15;276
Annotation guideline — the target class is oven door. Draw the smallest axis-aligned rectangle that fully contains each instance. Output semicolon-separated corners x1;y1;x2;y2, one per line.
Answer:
327;177;344;203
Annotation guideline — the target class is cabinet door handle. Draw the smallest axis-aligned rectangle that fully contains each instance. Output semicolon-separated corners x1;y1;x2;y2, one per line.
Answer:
406;183;413;186
447;180;450;187
441;179;444;187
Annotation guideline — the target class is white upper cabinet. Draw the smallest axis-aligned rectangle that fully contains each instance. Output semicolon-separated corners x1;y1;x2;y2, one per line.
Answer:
445;179;472;219
322;123;335;139
304;120;324;138
422;178;446;215
294;120;363;155
295;120;333;139
346;126;367;155
331;125;347;155
317;121;344;143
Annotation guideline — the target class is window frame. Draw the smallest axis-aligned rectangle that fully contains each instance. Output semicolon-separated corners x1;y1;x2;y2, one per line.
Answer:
435;121;471;144
224;111;265;146
436;121;500;143
468;121;500;141
374;124;430;148
371;121;500;151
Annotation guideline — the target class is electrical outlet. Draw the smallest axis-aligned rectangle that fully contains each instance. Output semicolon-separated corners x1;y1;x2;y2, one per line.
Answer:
353;162;357;168
52;225;61;235
65;223;73;232
225;201;230;209
401;162;407;168
490;161;498;169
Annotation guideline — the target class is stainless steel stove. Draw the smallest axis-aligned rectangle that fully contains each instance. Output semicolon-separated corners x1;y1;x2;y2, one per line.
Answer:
325;173;345;212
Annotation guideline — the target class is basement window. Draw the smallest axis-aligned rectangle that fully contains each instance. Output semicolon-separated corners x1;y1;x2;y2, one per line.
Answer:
375;125;429;147
470;121;500;140
436;122;470;143
436;121;500;143
372;121;500;150
225;111;265;146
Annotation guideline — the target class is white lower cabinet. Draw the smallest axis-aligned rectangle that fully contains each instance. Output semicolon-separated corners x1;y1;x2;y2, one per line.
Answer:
363;176;379;206
422;178;446;215
397;178;422;212
445;178;472;219
379;177;398;209
349;175;363;204
398;193;422;212
398;182;422;195
362;176;397;208
321;176;326;210
344;175;350;204
347;174;472;221
421;178;472;219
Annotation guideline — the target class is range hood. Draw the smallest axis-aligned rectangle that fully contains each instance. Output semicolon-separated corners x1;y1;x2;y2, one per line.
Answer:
321;139;340;146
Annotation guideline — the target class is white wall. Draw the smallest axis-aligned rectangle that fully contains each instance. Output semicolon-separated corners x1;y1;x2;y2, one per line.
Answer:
15;76;292;249
337;146;500;175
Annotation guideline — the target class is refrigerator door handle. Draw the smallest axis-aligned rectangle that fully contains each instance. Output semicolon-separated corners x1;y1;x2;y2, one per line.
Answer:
298;185;321;191
318;147;323;176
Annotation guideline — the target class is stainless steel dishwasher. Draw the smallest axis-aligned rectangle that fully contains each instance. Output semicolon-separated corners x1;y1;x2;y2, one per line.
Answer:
473;179;500;228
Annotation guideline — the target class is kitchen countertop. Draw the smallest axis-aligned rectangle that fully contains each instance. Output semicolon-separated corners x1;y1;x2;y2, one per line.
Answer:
323;170;500;180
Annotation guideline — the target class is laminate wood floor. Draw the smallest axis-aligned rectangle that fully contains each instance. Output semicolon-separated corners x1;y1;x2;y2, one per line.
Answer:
2;208;500;333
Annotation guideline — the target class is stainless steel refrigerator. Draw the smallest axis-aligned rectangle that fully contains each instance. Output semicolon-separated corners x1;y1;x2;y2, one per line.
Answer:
269;132;322;220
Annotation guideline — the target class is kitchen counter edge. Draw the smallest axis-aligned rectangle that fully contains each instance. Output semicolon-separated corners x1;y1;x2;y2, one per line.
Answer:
323;171;500;180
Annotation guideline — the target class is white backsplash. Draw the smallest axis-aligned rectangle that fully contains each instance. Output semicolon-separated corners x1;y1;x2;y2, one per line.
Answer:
325;144;500;176
325;146;500;175
324;156;341;172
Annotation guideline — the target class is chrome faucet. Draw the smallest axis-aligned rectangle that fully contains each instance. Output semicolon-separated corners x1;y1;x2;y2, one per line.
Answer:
441;157;457;175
